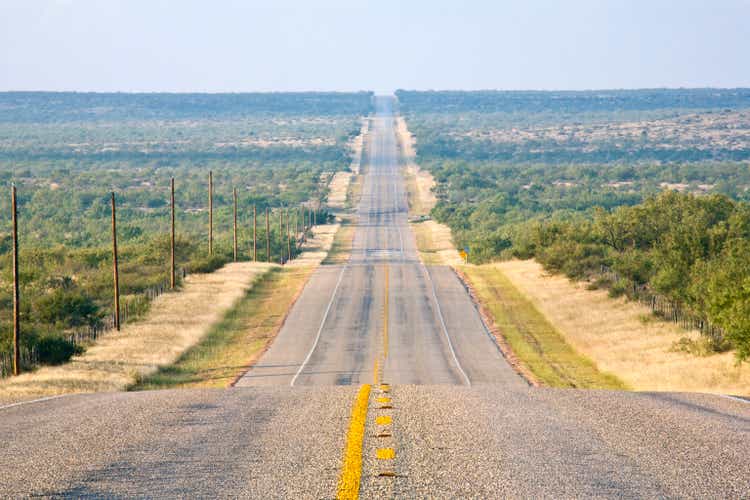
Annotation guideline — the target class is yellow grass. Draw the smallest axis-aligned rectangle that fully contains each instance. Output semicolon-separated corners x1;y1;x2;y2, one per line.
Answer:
290;222;340;267
0;262;275;404
497;259;750;396
323;216;355;265
132;266;315;390
461;264;625;389
411;220;463;266
327;172;353;210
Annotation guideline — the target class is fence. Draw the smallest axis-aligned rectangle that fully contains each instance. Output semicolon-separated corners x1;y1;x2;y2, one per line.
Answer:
0;346;38;378
0;269;187;378
598;265;727;348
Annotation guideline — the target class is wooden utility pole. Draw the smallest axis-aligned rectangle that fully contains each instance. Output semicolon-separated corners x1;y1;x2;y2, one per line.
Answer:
232;187;238;262
111;192;121;331
279;208;284;264
286;208;292;260
170;177;176;289
11;185;20;375
265;207;270;263
208;170;213;255
252;205;257;262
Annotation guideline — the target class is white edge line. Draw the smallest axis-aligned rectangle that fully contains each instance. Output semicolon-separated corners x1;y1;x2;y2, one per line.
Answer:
290;264;348;387
0;393;70;411
422;264;472;387
720;394;750;404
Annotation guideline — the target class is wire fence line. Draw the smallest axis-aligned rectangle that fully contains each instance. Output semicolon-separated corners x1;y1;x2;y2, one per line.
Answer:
1;225;314;378
598;265;728;349
0;268;188;378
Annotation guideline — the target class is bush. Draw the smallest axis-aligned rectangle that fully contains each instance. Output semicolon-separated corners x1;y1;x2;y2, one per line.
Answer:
36;335;84;365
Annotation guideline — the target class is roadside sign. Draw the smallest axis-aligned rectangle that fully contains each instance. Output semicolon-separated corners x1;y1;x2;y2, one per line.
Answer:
459;249;468;263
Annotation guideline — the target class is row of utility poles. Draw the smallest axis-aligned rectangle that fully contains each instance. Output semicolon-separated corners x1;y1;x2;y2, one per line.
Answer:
8;171;321;376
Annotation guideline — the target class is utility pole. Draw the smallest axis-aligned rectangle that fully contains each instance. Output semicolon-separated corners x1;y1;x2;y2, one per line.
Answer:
253;204;257;262
232;187;238;262
265;206;270;263
208;170;213;256
286;208;292;260
111;192;121;331
170;177;175;289
11;185;20;375
279;208;284;264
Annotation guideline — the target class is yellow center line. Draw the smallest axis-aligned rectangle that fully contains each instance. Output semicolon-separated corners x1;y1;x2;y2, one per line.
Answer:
373;263;389;385
336;384;372;500
383;263;389;359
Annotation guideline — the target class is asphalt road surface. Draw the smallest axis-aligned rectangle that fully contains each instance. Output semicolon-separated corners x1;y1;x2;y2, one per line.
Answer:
1;97;748;498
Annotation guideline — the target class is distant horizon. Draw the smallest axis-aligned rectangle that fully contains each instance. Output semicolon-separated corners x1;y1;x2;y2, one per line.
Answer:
2;86;750;95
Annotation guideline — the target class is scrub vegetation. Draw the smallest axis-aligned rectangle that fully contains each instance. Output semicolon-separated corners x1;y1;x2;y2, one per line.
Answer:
397;89;750;361
0;91;372;372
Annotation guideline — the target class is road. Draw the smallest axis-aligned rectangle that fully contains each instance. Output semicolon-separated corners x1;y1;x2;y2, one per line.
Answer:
1;96;748;498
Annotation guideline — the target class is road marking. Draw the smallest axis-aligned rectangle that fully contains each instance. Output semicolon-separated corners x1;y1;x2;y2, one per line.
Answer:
376;396;390;404
0;394;70;411
290;264;348;387
422;264;472;386
376;448;395;460
383;264;389;360
376;415;392;425
336;384;371;500
721;394;750;404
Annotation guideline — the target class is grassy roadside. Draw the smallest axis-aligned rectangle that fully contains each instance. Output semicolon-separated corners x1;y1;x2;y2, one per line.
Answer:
460;264;627;390
322;218;355;265
131;265;314;390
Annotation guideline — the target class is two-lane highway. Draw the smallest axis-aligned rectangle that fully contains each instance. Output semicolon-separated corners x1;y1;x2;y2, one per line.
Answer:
236;96;521;388
1;96;748;498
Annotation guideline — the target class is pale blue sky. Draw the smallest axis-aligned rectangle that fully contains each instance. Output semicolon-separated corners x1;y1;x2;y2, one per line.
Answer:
1;0;749;92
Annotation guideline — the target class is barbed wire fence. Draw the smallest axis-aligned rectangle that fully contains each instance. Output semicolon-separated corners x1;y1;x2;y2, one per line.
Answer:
598;265;728;350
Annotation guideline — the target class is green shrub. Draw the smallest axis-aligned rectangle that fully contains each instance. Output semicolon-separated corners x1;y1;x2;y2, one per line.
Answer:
36;335;84;365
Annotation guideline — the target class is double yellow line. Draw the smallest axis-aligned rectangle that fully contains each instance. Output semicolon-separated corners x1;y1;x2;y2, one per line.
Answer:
336;264;390;499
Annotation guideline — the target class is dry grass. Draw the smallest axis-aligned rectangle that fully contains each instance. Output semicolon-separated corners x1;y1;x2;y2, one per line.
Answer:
0;262;275;404
327;172;352;210
461;264;625;389
497;259;750;396
322;216;355;265
411;220;463;266
290;223;339;267
132;266;314;390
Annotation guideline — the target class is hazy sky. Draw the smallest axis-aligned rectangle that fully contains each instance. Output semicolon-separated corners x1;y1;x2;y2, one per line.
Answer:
1;0;749;92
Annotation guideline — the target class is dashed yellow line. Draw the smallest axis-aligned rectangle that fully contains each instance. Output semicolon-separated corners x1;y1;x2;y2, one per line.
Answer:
336;384;372;500
383;264;389;358
375;415;392;425
376;448;395;460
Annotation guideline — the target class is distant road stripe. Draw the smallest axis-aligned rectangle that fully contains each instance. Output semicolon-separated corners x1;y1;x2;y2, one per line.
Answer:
336;384;372;500
290;264;348;387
